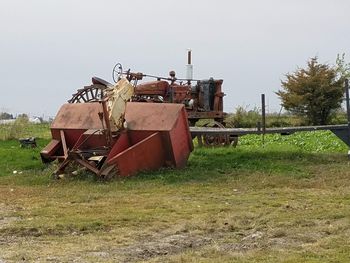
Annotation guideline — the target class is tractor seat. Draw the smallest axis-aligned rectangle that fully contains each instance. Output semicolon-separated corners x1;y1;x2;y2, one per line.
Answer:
92;76;114;88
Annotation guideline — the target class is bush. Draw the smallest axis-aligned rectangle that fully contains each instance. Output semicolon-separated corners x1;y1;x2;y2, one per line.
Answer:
224;106;326;128
9;117;30;139
225;106;261;128
276;57;344;125
329;109;347;125
266;114;306;127
0;117;30;140
0;112;14;120
0;122;51;141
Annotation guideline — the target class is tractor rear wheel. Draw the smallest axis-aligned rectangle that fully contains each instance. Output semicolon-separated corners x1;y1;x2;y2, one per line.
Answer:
68;84;107;103
197;121;238;147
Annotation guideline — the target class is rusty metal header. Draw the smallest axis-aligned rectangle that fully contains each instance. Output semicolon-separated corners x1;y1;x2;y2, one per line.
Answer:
51;103;105;130
125;102;185;131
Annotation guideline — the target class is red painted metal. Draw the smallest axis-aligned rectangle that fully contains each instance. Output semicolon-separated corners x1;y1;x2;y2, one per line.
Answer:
40;139;61;162
124;102;185;131
123;102;193;170
41;100;193;178
133;77;226;122
107;132;165;176
104;102;193;176
41;102;109;164
51;103;105;130
134;81;169;97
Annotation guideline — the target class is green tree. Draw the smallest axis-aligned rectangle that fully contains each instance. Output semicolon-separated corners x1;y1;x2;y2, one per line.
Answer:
276;57;344;125
17;113;29;120
336;53;350;81
0;112;13;120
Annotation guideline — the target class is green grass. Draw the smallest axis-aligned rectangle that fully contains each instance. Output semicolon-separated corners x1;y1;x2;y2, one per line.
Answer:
0;139;50;176
1;126;350;262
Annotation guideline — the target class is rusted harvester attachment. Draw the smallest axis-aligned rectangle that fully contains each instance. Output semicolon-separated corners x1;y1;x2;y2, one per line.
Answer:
41;78;193;178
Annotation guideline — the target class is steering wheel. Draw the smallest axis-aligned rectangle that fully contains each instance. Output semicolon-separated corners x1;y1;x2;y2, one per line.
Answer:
112;63;123;83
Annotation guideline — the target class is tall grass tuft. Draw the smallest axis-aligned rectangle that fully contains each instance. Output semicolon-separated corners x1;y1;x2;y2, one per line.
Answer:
225;106;261;128
0;121;50;141
0;117;29;140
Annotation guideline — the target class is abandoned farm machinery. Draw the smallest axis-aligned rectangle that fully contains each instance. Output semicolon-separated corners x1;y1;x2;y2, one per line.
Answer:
41;52;350;179
68;51;233;146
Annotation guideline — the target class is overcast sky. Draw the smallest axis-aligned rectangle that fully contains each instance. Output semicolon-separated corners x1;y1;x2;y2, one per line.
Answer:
0;0;349;117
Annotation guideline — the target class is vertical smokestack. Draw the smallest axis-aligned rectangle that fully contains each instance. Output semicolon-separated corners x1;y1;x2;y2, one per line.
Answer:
186;48;193;81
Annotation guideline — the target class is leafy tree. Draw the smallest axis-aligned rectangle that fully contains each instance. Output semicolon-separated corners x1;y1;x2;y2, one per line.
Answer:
276;57;345;125
0;112;13;120
336;53;350;81
17;113;29;120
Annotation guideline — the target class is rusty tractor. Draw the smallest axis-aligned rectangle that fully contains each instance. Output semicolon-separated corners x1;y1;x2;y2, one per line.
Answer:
68;51;234;146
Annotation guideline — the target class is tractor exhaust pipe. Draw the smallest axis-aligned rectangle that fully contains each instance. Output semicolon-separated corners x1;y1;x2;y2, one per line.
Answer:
186;49;193;83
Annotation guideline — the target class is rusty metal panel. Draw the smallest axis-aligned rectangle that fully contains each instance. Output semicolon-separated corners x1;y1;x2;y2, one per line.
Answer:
124;102;184;131
71;129;109;150
106;132;130;162
40;139;61;162
135;81;169;96
123;102;193;170
168;107;194;168
51;103;105;130
50;129;87;149
127;130;155;145
107;132;165;176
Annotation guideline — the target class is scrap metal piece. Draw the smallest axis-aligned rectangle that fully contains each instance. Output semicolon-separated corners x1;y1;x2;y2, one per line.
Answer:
19;137;37;148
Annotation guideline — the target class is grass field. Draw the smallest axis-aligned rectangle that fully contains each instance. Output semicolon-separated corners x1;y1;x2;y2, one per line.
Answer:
1;124;350;262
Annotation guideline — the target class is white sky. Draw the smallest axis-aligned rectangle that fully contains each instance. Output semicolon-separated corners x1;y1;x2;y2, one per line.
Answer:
0;0;349;117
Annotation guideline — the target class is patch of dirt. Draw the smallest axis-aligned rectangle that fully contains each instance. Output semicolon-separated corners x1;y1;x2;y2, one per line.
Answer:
0;215;334;262
101;229;298;262
0;203;20;230
82;226;330;262
217;228;330;256
0;216;19;229
109;232;213;262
